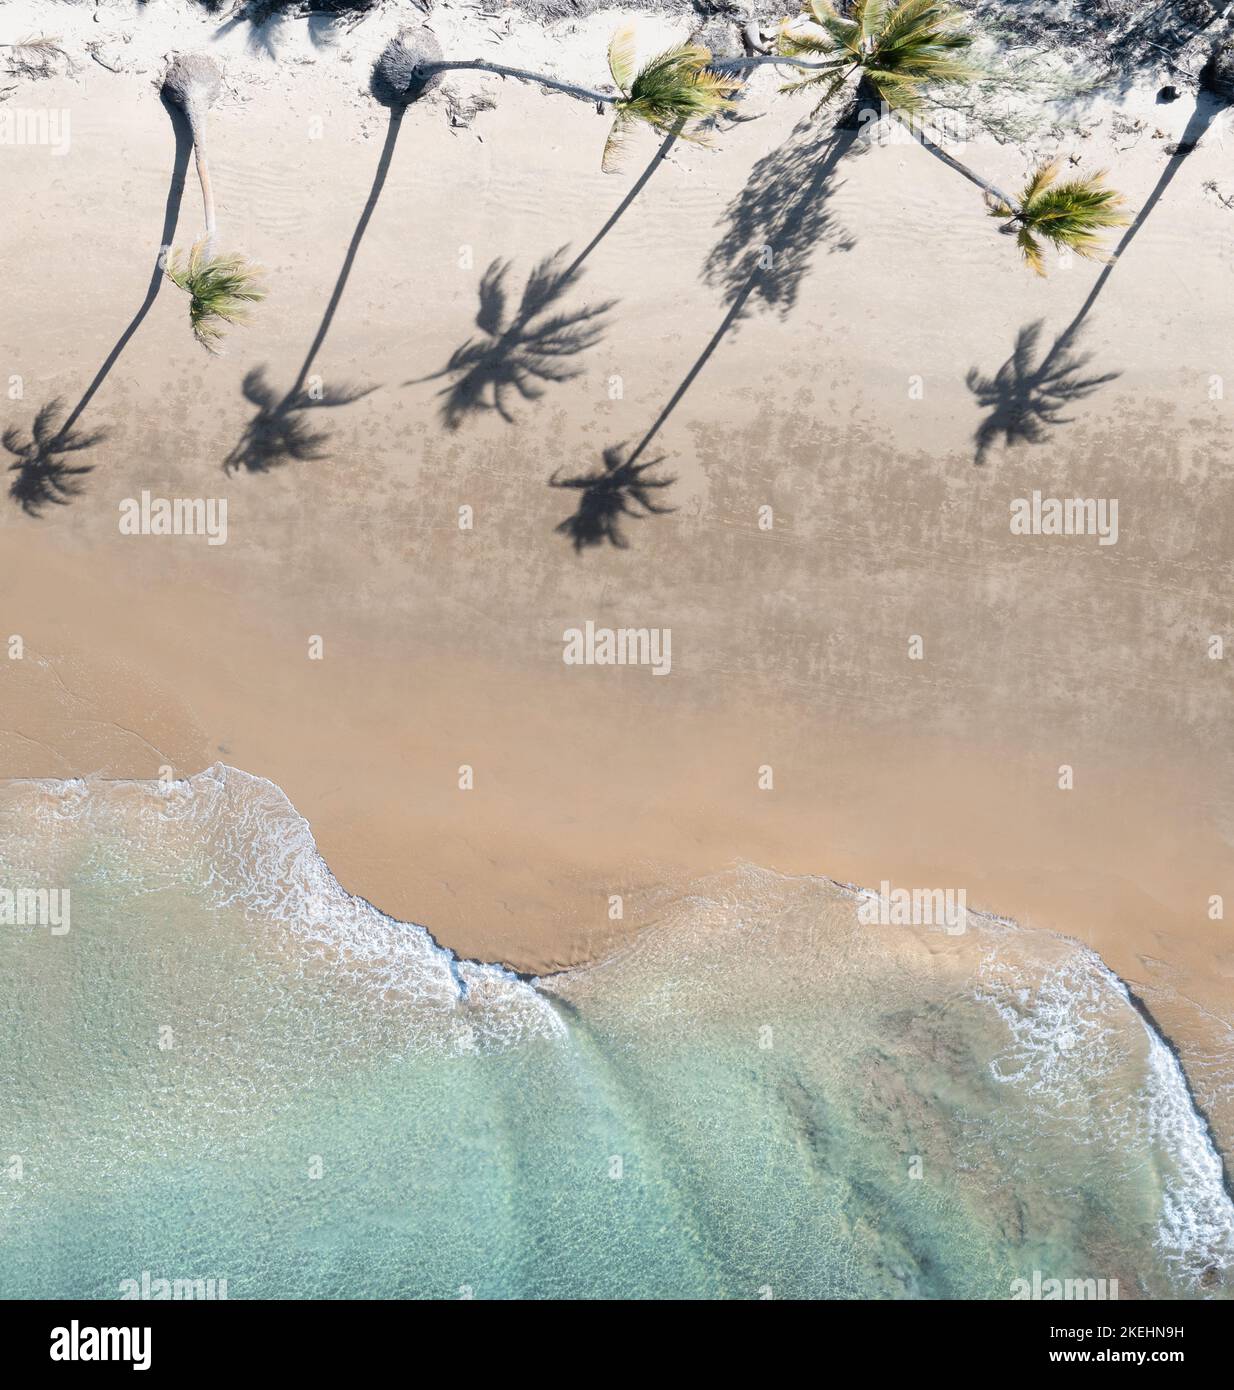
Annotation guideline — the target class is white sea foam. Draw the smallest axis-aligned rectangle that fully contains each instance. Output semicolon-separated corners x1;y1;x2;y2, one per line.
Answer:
0;763;565;1054
3;769;1231;1294
976;936;1234;1286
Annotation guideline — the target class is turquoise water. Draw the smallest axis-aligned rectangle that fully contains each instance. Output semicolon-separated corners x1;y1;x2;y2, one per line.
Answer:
0;766;1230;1299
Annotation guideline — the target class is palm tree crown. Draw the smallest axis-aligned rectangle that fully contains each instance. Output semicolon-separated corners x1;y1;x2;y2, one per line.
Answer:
163;54;266;350
777;0;977;111
165;242;266;355
992;161;1129;276
603;26;741;171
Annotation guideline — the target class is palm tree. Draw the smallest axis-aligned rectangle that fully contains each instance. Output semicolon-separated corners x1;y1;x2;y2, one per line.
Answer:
164;243;265;353
599;27;741;171
161;53;264;352
777;0;977;113
392;23;741;172
991;160;1129;276
770;1;1128;272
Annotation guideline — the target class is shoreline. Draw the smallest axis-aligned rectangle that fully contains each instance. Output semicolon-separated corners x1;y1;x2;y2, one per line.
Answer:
8;749;1234;1164
7;751;1233;1228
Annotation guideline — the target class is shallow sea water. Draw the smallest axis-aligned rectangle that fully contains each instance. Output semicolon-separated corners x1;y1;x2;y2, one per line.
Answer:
0;766;1230;1298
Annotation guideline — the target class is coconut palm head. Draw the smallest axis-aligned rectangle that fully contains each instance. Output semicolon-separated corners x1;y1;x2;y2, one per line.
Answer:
992;161;1129;276
602;25;741;172
165;241;266;354
372;26;444;107
162;52;222;139
777;0;977;112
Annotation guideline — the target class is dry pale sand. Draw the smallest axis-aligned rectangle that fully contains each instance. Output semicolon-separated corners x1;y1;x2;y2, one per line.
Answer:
2;5;1233;1135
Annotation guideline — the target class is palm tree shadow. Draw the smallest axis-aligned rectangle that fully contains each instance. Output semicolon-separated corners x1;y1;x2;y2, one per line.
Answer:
967;95;1220;465
226;105;400;473
3;401;103;516
966;321;1120;466
550;445;675;551
548;113;861;553
213;0;377;57
408;127;683;431
622;115;862;470
225;368;376;473
702;112;859;314
5;93;192;515
407;251;615;430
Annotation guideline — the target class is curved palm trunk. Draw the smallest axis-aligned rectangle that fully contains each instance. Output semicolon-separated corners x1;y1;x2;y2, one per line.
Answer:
162;57;223;258
701;56;857;73
900;119;1018;214
416;59;615;106
725;55;1020;213
414;53;846;114
188;119;217;257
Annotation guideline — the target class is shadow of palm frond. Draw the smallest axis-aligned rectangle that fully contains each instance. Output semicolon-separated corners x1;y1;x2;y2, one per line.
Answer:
967;321;1120;466
409;251;615;431
226;106;402;474
212;0;378;56
4;400;103;516
965;95;1218;467
3;94;189;518
224;367;376;473
550;445;675;551
702;115;859;317
615;118;861;473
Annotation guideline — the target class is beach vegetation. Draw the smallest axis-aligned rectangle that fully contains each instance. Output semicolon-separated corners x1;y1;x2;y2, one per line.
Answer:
770;1;1128;272
776;0;978;113
0;36;71;80
601;27;741;171
392;23;740;172
990;161;1130;275
165;243;266;355
161;53;264;351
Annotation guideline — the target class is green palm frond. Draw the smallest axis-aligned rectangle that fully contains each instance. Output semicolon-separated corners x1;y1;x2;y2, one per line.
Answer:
601;112;638;174
877;0;961;54
605;40;740;164
776;23;830;57
779;0;977;112
861;66;932;111
607;23;639;92
857;0;893;44
165;241;266;354
801;0;861;51
776;13;852;108
1020;157;1061;205
777;17;847;62
777;63;852;105
998;161;1129;275
1015;225;1045;277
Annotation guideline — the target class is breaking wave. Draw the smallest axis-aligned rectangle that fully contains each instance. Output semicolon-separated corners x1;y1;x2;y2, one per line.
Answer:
0;767;1230;1298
